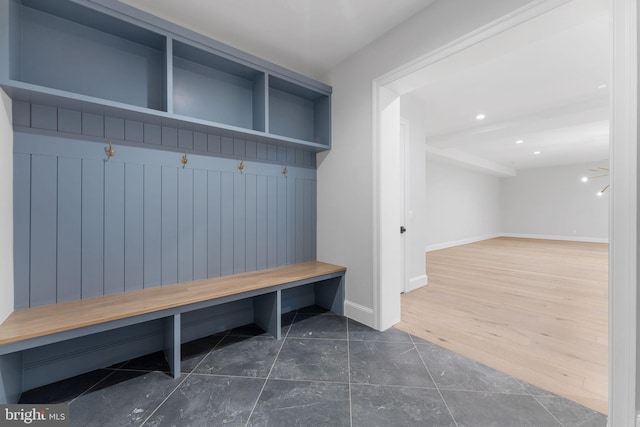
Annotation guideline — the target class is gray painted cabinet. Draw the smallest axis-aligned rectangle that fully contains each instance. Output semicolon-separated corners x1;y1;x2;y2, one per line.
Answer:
14;127;317;309
0;0;332;151
2;0;330;309
0;0;334;400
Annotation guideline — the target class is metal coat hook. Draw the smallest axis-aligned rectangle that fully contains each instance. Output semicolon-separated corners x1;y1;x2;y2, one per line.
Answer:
238;160;245;174
181;151;188;168
104;140;115;161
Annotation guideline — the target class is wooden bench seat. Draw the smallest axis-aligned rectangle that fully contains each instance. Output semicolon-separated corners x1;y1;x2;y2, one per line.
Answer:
0;261;346;404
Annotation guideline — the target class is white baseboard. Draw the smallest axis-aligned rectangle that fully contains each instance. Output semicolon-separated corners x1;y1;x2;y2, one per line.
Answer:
344;300;375;328
425;233;608;252
425;234;501;252
406;274;428;292
500;233;609;244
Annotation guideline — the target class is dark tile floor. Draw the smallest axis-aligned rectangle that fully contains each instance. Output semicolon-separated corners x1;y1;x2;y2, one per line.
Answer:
20;306;607;426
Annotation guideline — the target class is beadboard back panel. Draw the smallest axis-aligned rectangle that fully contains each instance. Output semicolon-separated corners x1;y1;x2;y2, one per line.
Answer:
11;101;317;168
13;132;317;309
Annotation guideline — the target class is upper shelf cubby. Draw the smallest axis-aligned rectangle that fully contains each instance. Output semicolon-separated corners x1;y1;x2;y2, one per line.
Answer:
10;0;166;111
1;0;331;151
172;40;266;132
268;75;330;147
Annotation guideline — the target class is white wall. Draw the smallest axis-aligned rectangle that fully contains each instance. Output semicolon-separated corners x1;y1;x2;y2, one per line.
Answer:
424;159;502;251
0;89;13;322
401;94;608;267
317;0;536;325
397;70;607;260
501;161;609;241
400;95;428;290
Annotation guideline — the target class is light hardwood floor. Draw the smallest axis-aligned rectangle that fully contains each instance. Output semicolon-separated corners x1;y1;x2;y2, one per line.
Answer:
396;237;608;414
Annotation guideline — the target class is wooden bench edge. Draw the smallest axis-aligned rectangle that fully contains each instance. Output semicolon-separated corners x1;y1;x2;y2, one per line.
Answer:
0;261;346;347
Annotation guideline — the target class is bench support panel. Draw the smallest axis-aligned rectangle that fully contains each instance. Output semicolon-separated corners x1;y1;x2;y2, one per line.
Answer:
315;276;345;316
0;352;23;404
253;291;281;340
163;314;181;379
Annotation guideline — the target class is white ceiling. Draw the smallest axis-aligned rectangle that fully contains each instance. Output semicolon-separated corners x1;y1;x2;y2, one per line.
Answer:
119;0;610;174
407;0;610;172
118;0;435;79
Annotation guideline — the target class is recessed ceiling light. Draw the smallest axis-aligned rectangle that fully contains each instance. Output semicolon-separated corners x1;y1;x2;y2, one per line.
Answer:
598;84;607;89
581;177;589;183
476;114;486;120
515;140;524;144
534;151;541;155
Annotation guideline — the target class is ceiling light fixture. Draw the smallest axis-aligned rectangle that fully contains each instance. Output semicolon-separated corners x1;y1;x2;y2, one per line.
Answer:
582;166;610;195
515;140;524;144
533;151;541;155
475;114;486;120
598;84;607;90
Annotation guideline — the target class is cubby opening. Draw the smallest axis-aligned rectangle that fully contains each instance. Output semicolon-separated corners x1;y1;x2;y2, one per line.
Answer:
13;0;167;111
2;0;332;152
268;75;330;146
173;40;266;132
281;283;316;314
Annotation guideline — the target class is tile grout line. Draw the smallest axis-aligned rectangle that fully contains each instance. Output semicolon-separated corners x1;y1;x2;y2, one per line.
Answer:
346;380;438;391
134;370;189;426
410;334;460;427
243;310;298;427
530;394;566;427
518;378;565;426
67;362;127;405
139;330;232;426
185;330;233;375
187;372;350;385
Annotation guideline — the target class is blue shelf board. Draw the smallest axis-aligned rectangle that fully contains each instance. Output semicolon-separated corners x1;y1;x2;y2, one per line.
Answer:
270;74;328;101
1;80;330;152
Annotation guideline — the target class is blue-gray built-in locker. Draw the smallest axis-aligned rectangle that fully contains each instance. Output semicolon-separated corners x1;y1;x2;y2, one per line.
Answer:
13;102;318;309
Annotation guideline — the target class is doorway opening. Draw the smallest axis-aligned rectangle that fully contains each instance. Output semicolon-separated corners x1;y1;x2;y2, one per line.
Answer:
371;0;635;419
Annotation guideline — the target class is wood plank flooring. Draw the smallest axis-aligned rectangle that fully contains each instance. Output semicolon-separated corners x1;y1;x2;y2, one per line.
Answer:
396;237;608;414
